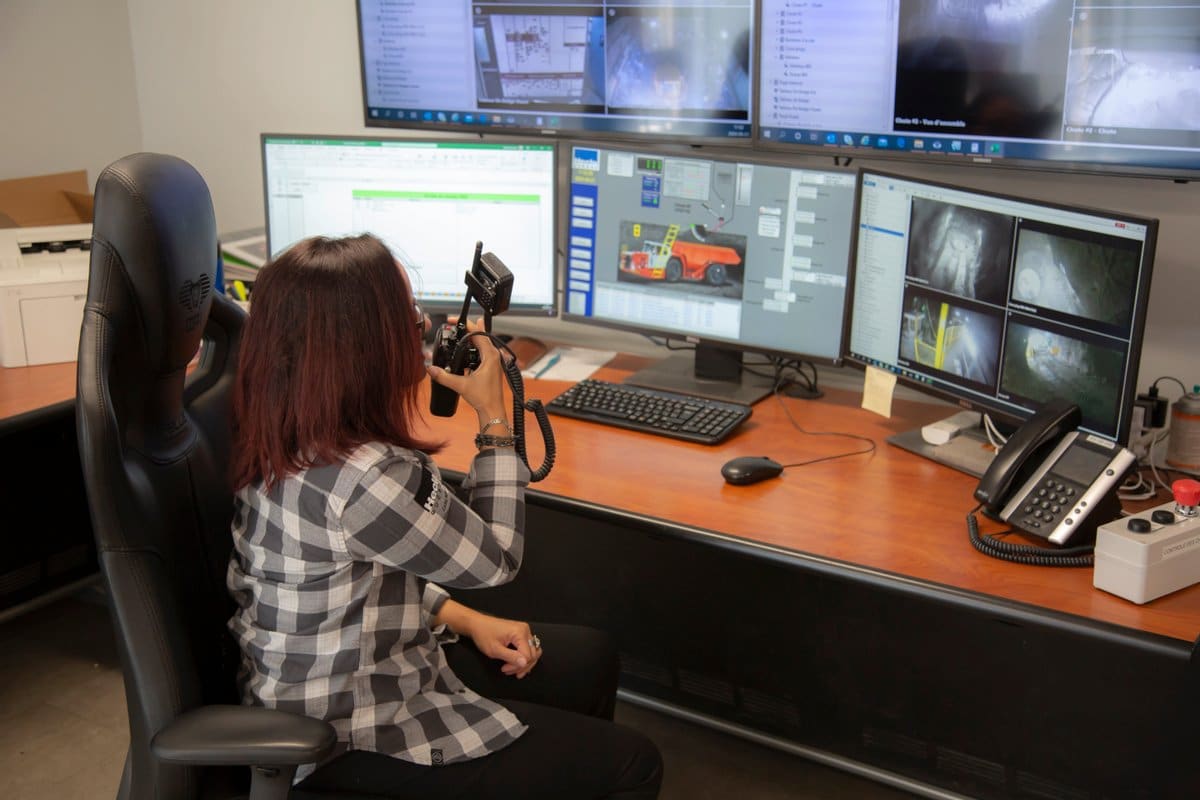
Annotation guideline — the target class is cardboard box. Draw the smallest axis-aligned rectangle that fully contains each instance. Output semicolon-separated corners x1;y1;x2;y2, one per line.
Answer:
0;170;93;228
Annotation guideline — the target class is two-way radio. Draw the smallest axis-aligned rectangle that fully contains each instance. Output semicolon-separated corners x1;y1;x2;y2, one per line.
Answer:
429;242;555;481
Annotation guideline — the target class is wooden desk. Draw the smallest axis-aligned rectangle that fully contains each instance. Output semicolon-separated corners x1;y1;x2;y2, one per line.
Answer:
424;355;1199;799
7;357;1199;797
429;355;1200;643
16;353;1192;640
0;362;93;620
0;361;76;419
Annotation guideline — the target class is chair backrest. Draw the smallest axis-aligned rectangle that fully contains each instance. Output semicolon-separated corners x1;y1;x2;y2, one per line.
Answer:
76;153;246;799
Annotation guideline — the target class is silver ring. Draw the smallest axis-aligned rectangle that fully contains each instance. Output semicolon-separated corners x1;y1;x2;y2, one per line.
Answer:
529;634;542;650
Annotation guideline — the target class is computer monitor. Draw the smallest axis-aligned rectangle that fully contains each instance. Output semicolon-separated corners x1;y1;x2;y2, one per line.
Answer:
845;168;1158;473
261;134;557;315
757;1;1200;179
563;142;857;404
356;0;754;144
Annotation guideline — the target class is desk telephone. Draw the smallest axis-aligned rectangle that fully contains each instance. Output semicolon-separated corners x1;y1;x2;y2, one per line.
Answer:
969;399;1136;565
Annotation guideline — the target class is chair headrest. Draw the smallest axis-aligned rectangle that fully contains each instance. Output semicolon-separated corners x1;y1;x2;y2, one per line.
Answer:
90;153;217;375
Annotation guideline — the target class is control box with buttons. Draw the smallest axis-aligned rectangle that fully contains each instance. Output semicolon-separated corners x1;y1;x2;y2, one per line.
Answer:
1094;479;1200;604
998;430;1135;545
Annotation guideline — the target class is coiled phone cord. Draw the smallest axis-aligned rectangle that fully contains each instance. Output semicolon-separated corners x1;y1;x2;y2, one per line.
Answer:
459;332;556;482
501;349;555;482
966;504;1095;567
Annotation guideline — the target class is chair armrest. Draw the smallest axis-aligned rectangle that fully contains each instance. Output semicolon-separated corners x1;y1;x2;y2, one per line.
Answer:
151;705;337;766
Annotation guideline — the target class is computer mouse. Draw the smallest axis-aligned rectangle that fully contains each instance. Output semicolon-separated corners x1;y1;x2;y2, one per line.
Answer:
721;456;784;486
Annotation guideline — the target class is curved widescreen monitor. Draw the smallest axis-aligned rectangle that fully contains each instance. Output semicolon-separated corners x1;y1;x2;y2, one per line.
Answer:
356;0;754;144
564;142;856;402
261;134;557;315
757;1;1200;179
845;168;1158;446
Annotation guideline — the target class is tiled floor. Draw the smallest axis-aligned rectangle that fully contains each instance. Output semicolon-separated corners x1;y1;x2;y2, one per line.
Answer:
0;591;915;800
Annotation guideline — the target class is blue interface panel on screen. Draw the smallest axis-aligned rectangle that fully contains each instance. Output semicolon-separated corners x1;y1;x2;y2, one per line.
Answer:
356;0;753;142
846;170;1157;444
758;1;1200;177
564;144;855;365
261;135;557;314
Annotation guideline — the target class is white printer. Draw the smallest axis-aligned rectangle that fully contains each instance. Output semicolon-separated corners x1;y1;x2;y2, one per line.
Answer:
0;222;91;367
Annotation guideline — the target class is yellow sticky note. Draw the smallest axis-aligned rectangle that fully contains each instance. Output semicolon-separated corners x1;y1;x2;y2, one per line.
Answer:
861;365;897;418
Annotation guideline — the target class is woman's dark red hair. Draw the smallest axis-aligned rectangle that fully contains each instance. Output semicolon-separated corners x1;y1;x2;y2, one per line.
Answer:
230;233;441;490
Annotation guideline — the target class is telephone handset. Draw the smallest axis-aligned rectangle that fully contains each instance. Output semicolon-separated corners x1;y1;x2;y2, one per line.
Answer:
968;399;1136;564
974;398;1081;516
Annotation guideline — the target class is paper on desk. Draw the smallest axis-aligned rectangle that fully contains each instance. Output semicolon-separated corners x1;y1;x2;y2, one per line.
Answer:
522;346;616;382
861;365;897;418
222;233;267;268
221;233;267;282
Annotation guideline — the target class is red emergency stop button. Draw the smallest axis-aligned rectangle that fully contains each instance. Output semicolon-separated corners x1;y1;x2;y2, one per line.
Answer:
1172;478;1200;507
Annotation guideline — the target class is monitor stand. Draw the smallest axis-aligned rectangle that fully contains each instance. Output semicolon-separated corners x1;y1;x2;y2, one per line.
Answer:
887;423;999;479
625;345;776;405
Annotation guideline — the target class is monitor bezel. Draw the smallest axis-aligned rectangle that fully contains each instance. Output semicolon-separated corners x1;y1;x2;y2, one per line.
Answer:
840;166;1159;445
355;0;757;149
259;132;560;318
752;133;1200;184
559;139;857;369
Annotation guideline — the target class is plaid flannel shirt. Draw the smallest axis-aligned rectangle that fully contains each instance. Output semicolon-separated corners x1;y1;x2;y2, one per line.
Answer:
227;443;530;778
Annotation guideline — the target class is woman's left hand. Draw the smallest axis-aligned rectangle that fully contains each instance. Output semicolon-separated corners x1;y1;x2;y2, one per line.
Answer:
467;612;542;679
433;599;541;679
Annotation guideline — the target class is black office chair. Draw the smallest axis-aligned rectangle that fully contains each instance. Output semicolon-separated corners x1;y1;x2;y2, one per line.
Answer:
75;153;337;800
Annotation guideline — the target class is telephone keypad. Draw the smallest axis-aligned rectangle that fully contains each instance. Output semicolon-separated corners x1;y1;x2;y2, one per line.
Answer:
1018;475;1086;534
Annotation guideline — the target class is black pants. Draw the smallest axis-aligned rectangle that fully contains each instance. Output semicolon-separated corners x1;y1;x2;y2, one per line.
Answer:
296;623;663;799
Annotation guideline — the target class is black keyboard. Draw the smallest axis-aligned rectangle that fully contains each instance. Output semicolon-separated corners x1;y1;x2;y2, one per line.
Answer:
546;379;751;444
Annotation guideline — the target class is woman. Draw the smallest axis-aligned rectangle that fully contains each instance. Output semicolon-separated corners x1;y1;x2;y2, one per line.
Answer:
226;234;662;798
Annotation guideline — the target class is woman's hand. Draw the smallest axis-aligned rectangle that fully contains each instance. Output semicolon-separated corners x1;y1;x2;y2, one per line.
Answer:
466;612;542;679
433;600;541;679
426;318;510;427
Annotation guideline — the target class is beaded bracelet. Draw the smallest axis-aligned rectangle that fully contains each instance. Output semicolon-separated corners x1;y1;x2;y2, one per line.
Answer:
475;432;517;450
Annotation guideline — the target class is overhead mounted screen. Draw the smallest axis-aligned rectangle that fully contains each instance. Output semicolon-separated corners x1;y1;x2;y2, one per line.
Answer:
357;0;754;143
757;1;1200;178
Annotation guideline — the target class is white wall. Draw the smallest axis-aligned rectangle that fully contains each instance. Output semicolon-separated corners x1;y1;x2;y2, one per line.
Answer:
125;0;382;233
0;0;143;184
7;0;1199;393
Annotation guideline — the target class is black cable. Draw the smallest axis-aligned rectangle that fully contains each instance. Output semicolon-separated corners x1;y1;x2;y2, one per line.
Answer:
769;357;822;399
462;332;556;482
502;354;555;482
965;504;1094;567
739;359;777;380
1152;376;1188;396
772;382;876;469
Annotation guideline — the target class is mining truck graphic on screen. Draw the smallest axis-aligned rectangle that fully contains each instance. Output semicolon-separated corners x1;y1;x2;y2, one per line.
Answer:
618;223;743;286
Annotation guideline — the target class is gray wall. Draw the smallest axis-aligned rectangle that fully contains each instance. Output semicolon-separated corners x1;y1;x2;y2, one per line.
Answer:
0;0;142;184
3;0;1198;392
